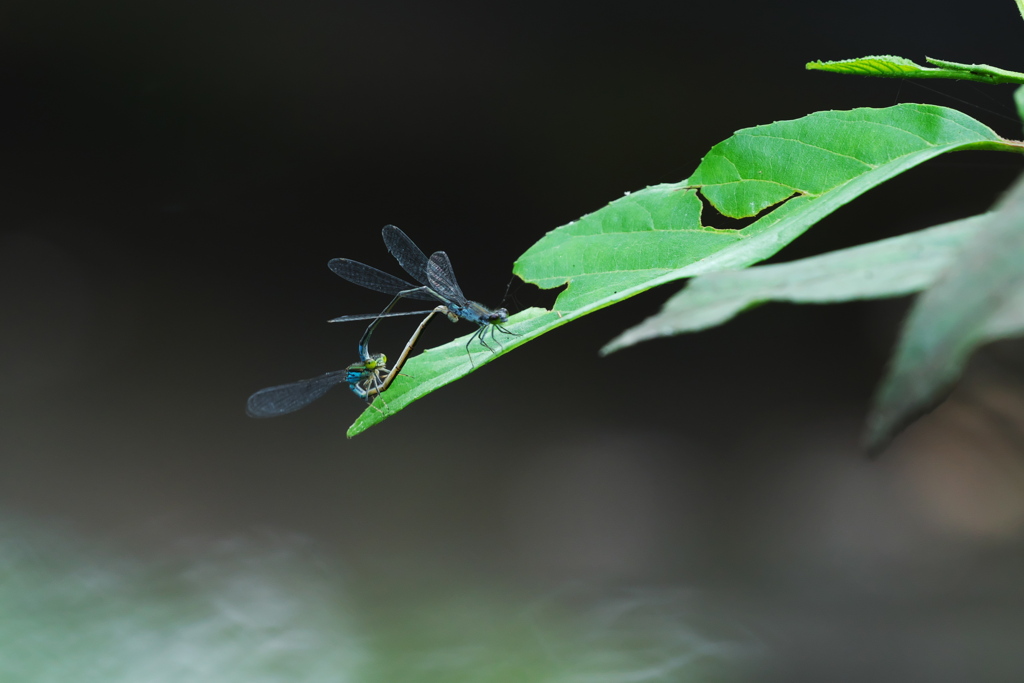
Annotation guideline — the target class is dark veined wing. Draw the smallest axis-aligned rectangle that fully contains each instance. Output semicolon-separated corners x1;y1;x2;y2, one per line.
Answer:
382;225;431;285
246;370;350;417
425;251;468;305
327;258;436;302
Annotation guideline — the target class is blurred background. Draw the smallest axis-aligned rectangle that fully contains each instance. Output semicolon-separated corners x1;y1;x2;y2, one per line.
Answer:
3;0;1024;680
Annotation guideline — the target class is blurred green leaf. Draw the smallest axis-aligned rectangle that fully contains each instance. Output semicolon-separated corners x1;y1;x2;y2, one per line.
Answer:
602;214;990;354
807;56;1024;85
351;105;1013;434
866;172;1024;453
0;524;756;683
1014;85;1024;129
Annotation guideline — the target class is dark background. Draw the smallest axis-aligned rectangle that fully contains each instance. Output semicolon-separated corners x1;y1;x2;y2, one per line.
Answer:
3;1;1024;680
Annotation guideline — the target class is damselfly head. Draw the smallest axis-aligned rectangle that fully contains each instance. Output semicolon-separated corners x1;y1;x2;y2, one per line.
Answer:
346;352;387;375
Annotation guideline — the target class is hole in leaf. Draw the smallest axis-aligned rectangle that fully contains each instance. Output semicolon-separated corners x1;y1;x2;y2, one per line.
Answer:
502;276;564;313
692;186;800;231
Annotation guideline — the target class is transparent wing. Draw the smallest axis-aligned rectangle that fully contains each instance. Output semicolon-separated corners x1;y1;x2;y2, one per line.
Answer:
425;251;468;305
382;225;431;285
327;258;436;302
246;370;350;417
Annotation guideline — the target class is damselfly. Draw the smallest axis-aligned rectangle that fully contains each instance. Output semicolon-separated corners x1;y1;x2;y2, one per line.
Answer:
329;225;517;363
246;305;451;417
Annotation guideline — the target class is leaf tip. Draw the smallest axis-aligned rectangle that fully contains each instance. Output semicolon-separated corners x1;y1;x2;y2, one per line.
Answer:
599;333;633;356
861;419;892;459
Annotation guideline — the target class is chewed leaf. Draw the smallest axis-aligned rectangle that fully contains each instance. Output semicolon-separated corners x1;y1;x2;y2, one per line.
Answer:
688;106;1006;218
515;105;1008;326
602;213;990;354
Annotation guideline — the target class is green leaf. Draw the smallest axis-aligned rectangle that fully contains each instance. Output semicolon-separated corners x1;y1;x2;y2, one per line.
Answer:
866;172;1024;454
807;55;932;78
807;56;1024;85
349;105;1014;435
601;214;990;354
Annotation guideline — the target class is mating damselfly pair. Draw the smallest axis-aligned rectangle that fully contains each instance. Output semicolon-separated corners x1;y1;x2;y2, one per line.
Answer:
246;225;517;418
